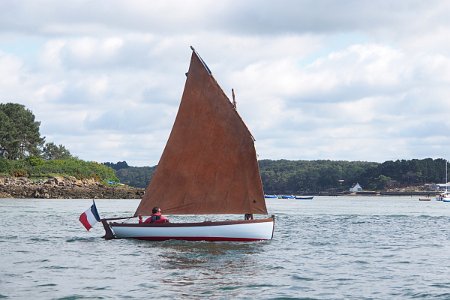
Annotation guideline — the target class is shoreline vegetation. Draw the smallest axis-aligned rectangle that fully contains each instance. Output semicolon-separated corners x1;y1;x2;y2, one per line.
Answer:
109;158;449;194
0;157;447;199
0;174;439;199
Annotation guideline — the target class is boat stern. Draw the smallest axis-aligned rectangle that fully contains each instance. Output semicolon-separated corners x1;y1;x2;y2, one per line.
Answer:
101;219;116;240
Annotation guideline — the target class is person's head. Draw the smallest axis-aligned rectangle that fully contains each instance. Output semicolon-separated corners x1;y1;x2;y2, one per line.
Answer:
152;207;161;214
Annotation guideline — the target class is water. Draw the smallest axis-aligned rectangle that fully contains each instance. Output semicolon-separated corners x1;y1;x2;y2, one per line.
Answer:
0;196;449;299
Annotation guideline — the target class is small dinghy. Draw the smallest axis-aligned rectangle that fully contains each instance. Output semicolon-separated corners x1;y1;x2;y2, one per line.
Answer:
295;196;314;200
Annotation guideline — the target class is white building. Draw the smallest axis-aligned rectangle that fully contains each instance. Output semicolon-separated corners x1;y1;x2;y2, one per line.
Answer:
349;183;363;192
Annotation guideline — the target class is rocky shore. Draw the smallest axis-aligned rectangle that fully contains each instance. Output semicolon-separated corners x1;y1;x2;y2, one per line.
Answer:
0;176;144;199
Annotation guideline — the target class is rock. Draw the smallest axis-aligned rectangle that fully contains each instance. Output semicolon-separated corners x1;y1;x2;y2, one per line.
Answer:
45;178;56;185
0;191;12;198
0;176;144;199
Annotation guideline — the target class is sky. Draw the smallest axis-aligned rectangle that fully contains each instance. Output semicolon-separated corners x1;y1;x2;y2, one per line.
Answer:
1;0;450;166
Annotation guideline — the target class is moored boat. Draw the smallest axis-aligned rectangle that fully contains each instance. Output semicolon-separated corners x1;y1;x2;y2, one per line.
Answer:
264;194;278;198
443;194;450;202
437;159;450;202
295;196;314;200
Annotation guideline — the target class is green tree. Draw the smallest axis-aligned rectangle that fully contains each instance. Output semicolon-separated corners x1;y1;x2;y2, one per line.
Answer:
116;166;156;188
103;161;129;170
375;174;391;190
0;103;45;159
42;142;73;160
0;111;14;157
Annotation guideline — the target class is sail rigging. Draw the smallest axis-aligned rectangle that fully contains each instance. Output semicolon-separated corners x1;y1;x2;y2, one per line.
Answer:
134;49;267;216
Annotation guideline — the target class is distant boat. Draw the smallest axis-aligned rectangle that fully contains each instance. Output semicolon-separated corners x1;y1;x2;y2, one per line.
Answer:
100;47;274;241
436;159;450;202
438;191;450;202
443;192;450;203
419;198;431;201
264;194;278;198
436;195;444;201
281;195;295;199
295;196;314;200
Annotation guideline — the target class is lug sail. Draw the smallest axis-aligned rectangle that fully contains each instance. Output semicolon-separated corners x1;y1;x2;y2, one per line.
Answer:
135;49;267;216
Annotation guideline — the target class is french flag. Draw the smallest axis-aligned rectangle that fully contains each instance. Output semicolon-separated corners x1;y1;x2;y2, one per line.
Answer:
79;201;101;231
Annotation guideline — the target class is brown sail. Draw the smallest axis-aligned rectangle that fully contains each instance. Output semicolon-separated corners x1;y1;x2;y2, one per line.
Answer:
134;48;267;216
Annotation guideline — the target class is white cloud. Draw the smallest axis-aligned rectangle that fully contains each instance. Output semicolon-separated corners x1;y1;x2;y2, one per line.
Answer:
0;51;24;87
1;0;450;165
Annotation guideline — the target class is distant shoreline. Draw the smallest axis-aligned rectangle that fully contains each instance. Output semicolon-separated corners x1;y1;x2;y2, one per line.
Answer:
0;175;441;199
268;190;441;197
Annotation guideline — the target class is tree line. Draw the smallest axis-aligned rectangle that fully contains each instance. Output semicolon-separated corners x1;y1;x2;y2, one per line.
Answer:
104;161;156;188
106;158;448;193
259;158;447;193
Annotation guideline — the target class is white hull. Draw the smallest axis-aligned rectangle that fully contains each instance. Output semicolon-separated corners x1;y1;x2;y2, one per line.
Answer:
436;193;450;201
104;218;274;241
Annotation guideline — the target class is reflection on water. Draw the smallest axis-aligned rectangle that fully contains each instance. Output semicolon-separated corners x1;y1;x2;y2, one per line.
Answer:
159;240;261;270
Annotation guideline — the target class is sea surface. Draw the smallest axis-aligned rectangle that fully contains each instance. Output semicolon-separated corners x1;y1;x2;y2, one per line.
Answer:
0;196;449;299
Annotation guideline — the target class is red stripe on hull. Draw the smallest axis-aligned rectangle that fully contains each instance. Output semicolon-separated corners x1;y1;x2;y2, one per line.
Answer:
134;236;268;242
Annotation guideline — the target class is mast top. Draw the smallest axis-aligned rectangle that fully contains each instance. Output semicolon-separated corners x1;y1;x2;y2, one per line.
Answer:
190;46;212;75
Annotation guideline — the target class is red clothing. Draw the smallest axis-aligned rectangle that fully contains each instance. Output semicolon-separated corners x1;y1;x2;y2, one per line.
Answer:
139;212;169;224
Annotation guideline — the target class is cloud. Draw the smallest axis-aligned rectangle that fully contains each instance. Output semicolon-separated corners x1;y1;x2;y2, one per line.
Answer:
1;0;444;37
0;51;24;87
1;0;450;166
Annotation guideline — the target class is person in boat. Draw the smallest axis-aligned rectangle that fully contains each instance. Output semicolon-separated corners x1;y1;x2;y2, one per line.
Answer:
244;214;253;220
138;207;169;224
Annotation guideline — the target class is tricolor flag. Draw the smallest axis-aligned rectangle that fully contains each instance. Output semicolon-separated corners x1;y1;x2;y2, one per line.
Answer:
79;201;101;231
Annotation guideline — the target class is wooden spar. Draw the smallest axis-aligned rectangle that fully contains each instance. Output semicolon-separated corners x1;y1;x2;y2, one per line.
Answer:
101;216;135;221
232;88;236;109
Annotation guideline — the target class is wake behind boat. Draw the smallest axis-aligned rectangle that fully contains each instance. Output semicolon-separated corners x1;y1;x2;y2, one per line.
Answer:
101;47;275;241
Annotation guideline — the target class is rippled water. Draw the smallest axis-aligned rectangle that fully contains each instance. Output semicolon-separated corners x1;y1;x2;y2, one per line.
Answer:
1;197;449;299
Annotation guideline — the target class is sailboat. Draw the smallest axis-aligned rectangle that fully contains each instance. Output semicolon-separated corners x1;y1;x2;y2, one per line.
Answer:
435;159;450;201
101;47;275;241
441;159;450;202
